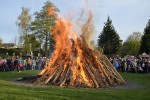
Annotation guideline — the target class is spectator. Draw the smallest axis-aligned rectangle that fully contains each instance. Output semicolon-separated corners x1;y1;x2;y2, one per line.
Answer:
113;60;119;70
37;57;43;70
22;58;27;70
32;57;36;70
18;57;23;70
2;57;9;71
146;60;150;74
14;57;19;72
27;58;32;70
6;57;11;70
0;57;3;71
10;57;15;71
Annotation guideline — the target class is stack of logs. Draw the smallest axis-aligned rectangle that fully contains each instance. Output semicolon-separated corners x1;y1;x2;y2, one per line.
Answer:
31;36;125;88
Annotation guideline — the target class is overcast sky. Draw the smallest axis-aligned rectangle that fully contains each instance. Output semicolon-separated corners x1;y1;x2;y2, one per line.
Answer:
0;0;150;43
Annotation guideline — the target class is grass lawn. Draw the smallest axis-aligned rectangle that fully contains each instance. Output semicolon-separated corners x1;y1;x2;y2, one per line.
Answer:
0;70;150;100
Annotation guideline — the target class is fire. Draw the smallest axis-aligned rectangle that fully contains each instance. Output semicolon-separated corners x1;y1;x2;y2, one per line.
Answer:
48;6;57;16
33;2;125;88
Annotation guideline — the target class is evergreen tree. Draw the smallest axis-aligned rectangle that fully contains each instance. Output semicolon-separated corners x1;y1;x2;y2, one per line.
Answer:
97;16;122;56
140;19;150;54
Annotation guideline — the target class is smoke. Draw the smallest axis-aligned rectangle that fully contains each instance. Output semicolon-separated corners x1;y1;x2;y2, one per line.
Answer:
76;0;95;49
81;11;94;49
58;0;95;49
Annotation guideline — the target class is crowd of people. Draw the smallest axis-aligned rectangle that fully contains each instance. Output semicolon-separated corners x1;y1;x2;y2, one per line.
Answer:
1;54;150;74
0;56;47;72
110;56;150;74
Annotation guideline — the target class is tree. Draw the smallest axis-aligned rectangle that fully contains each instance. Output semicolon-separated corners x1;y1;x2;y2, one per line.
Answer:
140;19;150;54
30;1;59;57
28;34;41;56
121;32;142;56
0;37;2;47
97;16;122;56
16;7;31;54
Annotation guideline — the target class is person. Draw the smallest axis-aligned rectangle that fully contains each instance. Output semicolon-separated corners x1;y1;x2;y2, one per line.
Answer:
124;61;127;73
130;60;137;73
22;58;27;70
0;57;3;71
14;57;19;72
32;57;36;70
143;59;148;73
114;60;119;71
27;57;32;70
142;61;145;70
10;57;15;71
126;59;131;72
121;59;126;72
37;57;43;70
2;57;9;71
147;60;150;74
18;57;23;70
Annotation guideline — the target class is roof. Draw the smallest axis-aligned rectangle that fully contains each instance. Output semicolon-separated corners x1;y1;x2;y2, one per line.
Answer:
1;43;16;49
139;52;150;58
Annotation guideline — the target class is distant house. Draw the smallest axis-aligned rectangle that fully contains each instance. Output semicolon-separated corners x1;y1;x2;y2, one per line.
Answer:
1;43;17;49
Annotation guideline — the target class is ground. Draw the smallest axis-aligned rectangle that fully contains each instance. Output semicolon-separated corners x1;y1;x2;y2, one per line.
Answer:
0;70;150;100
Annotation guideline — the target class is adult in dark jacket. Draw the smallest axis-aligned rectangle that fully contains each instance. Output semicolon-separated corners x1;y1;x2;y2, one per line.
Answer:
14;57;19;72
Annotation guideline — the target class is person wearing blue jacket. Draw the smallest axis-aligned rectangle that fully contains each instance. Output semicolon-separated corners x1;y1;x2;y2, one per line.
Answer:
114;60;119;70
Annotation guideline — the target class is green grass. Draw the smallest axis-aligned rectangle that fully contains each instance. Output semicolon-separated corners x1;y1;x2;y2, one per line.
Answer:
0;71;150;100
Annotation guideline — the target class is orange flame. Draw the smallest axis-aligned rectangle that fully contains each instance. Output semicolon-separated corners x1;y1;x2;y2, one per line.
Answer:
48;6;56;16
38;2;125;88
40;4;94;86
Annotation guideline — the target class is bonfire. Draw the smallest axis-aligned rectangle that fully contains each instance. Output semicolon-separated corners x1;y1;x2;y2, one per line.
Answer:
30;18;125;88
26;3;125;88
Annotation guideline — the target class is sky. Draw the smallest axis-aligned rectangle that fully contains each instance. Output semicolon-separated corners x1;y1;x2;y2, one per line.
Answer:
0;0;150;43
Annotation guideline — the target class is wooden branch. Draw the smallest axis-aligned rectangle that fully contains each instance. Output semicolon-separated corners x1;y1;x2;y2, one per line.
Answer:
102;55;126;84
98;62;114;86
52;65;63;84
84;62;100;88
58;64;69;85
60;67;71;86
44;69;58;84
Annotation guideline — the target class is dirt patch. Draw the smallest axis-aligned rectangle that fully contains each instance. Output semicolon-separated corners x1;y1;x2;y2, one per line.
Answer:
9;76;47;88
105;80;144;90
9;78;144;90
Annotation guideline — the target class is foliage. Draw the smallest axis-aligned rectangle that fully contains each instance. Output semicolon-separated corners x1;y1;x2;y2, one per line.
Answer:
23;34;41;56
0;38;2;47
16;7;31;53
97;16;122;56
0;71;150;100
121;32;142;56
30;1;59;57
140;19;150;54
0;48;23;57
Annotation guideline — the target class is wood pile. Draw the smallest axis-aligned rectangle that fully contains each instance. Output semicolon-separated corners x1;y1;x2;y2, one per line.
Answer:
30;18;125;88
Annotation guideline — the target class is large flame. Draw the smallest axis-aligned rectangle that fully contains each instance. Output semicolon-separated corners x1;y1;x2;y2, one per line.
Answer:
35;1;125;88
40;17;93;87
